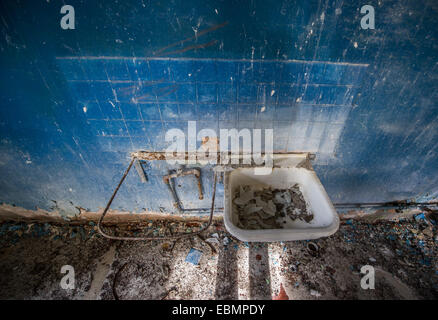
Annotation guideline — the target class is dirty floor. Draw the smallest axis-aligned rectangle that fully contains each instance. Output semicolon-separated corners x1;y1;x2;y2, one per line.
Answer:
0;217;437;300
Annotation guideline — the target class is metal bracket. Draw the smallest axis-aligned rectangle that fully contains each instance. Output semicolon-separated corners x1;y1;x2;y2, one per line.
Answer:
134;159;148;183
163;167;204;213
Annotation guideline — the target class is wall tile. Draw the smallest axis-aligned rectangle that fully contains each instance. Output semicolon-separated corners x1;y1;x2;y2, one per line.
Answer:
139;103;161;121
62;58;365;159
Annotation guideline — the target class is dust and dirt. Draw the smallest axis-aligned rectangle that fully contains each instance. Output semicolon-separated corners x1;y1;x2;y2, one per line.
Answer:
0;216;436;300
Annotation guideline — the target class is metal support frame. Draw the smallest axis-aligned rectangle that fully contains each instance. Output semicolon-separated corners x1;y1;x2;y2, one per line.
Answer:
163;167;204;213
97;151;314;241
97;157;217;241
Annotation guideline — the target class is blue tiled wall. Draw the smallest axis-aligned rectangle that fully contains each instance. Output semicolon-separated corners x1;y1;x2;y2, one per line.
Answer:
58;57;367;157
0;0;437;216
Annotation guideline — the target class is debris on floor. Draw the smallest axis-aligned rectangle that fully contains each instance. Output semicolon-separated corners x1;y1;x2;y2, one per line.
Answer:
185;248;203;265
273;283;289;300
0;214;437;300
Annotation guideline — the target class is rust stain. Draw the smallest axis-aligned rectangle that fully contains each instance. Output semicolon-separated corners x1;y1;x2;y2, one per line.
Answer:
153;21;229;56
0;203;222;224
155;84;179;97
117;85;136;94
135;84;179;101
157;40;219;57
134;93;154;101
131;151;168;160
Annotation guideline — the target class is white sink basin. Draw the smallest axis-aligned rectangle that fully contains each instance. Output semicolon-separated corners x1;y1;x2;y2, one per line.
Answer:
223;155;339;242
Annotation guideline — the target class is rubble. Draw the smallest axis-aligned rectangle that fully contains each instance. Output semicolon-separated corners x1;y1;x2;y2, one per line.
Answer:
0;213;437;300
233;184;314;230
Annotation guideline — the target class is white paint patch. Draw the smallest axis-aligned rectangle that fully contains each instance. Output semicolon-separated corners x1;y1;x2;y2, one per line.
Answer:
83;245;116;300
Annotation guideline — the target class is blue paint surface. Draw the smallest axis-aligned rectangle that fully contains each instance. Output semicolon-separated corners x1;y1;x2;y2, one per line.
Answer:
57;57;366;157
0;0;437;216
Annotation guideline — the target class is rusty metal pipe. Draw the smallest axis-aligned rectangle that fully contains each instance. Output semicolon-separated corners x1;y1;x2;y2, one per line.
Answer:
97;157;218;241
163;168;204;202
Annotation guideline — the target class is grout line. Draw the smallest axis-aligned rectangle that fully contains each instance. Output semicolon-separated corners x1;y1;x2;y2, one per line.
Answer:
55;56;369;67
66;79;359;88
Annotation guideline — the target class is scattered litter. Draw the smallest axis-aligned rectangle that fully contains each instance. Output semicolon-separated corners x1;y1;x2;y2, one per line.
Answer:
273;283;289;300
0;217;436;300
307;241;319;254
161;263;170;278
197;234;217;254
424;208;438;225
310;289;321;297
380;245;394;258
185;248;203;265
205;237;220;245
422;226;434;238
